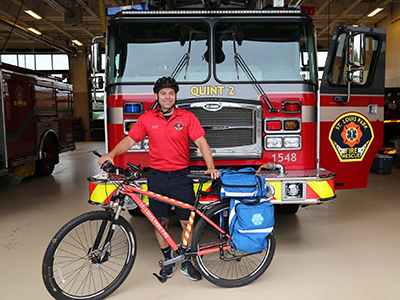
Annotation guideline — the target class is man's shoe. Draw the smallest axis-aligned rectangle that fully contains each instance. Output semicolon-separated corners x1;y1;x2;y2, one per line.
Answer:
161;260;176;278
180;261;202;281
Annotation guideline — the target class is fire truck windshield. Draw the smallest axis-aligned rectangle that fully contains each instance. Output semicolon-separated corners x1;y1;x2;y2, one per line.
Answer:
214;21;317;84
107;21;209;84
107;19;317;85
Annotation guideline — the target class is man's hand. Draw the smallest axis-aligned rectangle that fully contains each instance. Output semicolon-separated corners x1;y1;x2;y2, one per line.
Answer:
97;136;137;167
205;168;220;180
98;153;115;167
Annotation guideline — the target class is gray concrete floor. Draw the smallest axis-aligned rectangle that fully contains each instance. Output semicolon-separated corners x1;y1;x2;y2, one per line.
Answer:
1;141;400;300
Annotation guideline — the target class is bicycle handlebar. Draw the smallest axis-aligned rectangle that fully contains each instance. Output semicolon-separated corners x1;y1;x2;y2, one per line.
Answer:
93;151;146;181
93;150;102;158
187;173;212;181
93;151;213;183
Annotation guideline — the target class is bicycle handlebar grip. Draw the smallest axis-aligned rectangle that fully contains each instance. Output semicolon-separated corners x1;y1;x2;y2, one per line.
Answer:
187;174;212;181
93;150;102;158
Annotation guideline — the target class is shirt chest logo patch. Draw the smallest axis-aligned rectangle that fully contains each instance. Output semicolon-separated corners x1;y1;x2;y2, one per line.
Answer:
174;122;183;131
152;125;159;129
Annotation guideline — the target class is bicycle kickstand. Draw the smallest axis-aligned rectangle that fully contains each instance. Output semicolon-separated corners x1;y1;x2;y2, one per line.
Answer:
153;260;168;283
153;269;168;283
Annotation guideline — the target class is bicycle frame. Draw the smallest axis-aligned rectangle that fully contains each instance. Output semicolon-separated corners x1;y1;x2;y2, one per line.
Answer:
121;183;232;256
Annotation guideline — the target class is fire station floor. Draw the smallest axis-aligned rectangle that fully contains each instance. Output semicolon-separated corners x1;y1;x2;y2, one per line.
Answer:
1;141;400;300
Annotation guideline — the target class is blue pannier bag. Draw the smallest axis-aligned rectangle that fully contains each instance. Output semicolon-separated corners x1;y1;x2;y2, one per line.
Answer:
220;168;266;198
229;197;274;253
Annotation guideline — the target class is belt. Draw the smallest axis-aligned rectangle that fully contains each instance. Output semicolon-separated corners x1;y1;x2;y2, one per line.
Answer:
150;167;189;176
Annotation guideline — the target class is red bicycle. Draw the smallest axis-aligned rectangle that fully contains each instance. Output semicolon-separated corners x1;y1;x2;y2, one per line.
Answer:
42;151;275;300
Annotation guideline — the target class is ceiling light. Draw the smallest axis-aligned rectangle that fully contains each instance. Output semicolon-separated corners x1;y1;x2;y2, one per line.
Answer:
367;7;384;17
27;27;42;35
72;39;83;46
25;10;42;20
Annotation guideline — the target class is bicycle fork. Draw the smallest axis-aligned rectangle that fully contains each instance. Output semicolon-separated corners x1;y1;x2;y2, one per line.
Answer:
90;196;124;266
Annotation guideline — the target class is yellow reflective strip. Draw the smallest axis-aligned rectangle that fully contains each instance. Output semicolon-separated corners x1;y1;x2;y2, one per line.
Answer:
268;181;281;200
91;184;117;203
140;184;149;203
193;182;211;195
187;224;192;231
184;232;190;239
308;181;334;199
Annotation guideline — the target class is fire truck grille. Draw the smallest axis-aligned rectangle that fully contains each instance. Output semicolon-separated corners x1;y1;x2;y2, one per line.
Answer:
186;107;255;148
190;128;253;148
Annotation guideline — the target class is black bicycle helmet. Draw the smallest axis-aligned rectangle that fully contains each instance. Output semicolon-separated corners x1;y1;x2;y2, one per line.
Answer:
153;76;179;93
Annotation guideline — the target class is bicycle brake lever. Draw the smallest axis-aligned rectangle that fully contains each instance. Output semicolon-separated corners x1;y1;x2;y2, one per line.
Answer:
152;271;168;283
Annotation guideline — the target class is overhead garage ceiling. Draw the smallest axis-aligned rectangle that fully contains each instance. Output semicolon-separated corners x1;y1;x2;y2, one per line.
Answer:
0;0;397;55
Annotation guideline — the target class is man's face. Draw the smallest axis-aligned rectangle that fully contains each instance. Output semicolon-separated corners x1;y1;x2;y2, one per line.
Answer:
156;88;176;112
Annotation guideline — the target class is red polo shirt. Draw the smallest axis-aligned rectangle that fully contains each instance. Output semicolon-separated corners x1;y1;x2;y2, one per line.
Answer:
128;108;205;171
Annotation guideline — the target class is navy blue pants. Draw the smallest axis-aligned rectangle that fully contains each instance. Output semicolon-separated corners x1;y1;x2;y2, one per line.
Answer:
148;167;194;221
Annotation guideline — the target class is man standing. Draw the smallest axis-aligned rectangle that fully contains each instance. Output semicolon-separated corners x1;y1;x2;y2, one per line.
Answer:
98;76;219;281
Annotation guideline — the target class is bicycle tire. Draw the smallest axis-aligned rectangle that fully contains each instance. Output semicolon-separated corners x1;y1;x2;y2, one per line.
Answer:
191;201;275;287
42;210;137;300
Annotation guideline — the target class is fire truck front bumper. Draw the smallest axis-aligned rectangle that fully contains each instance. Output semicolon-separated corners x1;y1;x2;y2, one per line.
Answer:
259;168;336;205
87;168;336;207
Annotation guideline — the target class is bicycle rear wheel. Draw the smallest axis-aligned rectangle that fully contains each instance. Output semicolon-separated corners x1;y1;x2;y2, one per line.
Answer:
191;201;275;287
42;210;136;300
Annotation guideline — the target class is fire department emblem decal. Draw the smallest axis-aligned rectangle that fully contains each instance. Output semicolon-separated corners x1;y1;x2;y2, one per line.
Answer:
14;86;27;107
329;112;374;162
174;122;183;131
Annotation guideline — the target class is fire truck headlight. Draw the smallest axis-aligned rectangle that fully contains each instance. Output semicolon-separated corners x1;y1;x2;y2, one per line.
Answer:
129;141;143;151
283;182;306;200
142;138;149;150
283;136;301;149
266;137;283;148
286;183;300;196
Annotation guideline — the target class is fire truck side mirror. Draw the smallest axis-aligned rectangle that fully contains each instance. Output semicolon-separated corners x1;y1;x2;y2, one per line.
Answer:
91;76;104;90
347;32;365;67
345;69;363;85
90;42;102;73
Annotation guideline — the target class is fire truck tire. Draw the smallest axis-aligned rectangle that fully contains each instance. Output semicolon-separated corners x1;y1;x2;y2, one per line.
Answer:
274;204;300;214
36;138;57;176
128;208;142;216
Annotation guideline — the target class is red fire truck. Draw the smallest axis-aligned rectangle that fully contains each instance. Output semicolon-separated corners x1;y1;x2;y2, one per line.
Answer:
0;63;75;178
90;3;386;213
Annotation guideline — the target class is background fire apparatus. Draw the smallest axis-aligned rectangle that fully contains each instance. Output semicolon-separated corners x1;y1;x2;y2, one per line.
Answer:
0;63;75;178
90;2;386;213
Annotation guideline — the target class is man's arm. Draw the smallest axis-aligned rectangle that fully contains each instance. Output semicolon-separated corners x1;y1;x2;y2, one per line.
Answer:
98;136;137;166
194;136;220;179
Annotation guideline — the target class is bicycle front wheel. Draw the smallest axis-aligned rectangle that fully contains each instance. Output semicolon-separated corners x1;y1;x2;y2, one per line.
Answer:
192;201;275;287
42;210;136;300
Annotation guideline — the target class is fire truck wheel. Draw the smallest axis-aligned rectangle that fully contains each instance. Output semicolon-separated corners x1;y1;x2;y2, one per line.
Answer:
274;204;300;214
36;138;57;176
128;208;142;216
